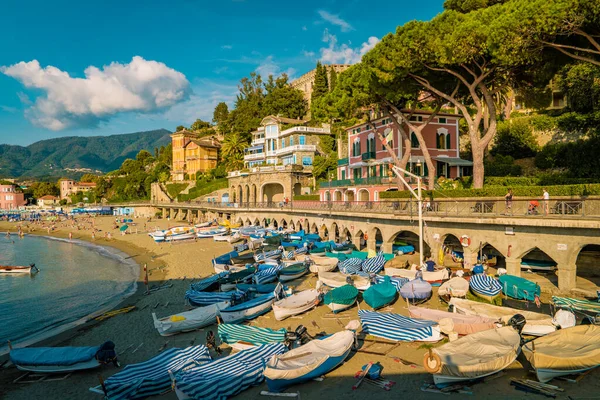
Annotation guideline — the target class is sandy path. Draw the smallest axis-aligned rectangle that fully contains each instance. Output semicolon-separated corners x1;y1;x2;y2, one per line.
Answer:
0;215;597;400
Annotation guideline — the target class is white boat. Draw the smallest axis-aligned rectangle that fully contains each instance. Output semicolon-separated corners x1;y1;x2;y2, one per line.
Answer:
449;298;556;336
220;284;282;324
425;326;521;386
308;256;338;274
152;302;230;336
150;226;195;242
523;325;600;383
324;285;359;313
197;228;228;238
408;305;498;336
309;263;338;274
213;234;231;242
318;271;371;291
272;289;320;320
386;267;449;283
0;263;39;274
264;330;355;392
278;264;309;282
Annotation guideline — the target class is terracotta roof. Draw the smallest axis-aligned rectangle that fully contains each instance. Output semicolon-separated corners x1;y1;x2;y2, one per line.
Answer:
77;182;97;187
39;195;58;200
261;115;307;125
188;138;221;149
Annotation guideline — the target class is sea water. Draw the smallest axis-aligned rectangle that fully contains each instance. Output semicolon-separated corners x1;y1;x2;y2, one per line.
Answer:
0;235;138;354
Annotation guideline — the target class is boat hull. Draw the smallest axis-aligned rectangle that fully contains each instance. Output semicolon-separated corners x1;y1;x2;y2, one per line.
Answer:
152;302;229;336
536;367;594;383
433;367;505;386
220;299;274;324
326;301;355;313
15;359;101;373
0;265;37;274
279;269;308;282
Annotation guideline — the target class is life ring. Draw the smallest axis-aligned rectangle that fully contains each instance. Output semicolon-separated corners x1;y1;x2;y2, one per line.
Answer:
423;349;442;373
364;233;369;240
460;235;471;247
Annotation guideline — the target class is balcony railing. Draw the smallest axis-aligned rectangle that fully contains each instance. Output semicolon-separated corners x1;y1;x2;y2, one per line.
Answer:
361;151;376;161
337;158;348;166
243;152;266;161
319;176;393;188
280;126;331;136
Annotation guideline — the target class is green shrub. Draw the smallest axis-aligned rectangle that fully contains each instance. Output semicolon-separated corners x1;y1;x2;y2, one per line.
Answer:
177;178;228;201
485;155;522;176
379;184;600;199
166;183;188;198
529;114;556;132
484;177;539;186
293;195;320;201
491;119;539;158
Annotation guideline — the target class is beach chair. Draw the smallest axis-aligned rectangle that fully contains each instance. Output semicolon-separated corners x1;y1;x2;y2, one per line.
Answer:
90;345;210;399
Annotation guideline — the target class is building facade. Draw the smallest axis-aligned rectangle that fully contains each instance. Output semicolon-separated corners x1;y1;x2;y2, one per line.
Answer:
37;195;59;208
243;115;331;169
0;184;26;210
59;179;97;200
319;110;472;202
171;130;220;181
291;64;350;105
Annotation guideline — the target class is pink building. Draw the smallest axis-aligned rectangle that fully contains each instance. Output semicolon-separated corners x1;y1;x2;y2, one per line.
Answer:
319;110;472;202
0;184;26;210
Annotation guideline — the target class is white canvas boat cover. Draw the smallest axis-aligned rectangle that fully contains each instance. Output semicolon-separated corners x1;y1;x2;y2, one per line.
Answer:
264;331;354;381
386;267;449;282
523;325;600;371
432;326;520;378
409;306;497;336
438;277;469;298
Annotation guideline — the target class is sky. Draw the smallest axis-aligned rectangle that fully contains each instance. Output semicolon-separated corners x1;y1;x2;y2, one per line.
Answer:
0;0;444;146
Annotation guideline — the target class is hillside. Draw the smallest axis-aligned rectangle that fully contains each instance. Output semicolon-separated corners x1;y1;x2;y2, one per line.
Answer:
0;129;171;179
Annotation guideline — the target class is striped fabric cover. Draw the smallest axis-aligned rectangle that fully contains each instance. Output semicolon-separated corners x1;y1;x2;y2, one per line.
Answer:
469;274;502;297
374;275;408;292
286;250;295;259
254;249;281;262
185;289;245;307
104;345;211;400
175;344;287;400
362;255;386;274
217;324;287;345
190;272;228;292
339;258;363;275
553;296;600;314
358;310;437;342
294;247;308;255
254;265;283;285
234;243;249;252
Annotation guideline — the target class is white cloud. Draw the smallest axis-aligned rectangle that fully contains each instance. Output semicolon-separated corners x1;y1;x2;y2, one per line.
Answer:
302;50;316;58
1;56;191;131
255;56;296;79
317;10;354;32
0;105;18;113
221;45;233;50
319;29;379;64
302;26;308;31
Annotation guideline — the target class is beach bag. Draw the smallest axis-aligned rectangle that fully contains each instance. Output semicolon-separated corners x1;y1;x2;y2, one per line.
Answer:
472;264;484;275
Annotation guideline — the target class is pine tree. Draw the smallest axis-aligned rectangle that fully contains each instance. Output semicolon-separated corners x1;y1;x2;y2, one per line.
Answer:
329;66;338;92
311;62;329;104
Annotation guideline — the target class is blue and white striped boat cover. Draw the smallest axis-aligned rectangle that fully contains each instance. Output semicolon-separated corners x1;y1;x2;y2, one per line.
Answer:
358;310;437;342
339;258;363;275
285;250;295;259
374;275;408;292
175;343;287;400
362;255;386;273
255;249;281;262
185;289;245;307
190;272;228;292
104;345;211;400
234;243;249;252
218;324;287;345
469;274;502;297
294;247;308;255
254;266;282;285
213;251;238;266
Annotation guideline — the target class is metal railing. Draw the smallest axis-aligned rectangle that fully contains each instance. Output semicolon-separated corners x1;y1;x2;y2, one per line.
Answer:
151;198;600;220
361;151;376;161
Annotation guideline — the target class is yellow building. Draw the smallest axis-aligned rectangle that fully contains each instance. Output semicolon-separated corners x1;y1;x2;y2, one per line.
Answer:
171;129;220;181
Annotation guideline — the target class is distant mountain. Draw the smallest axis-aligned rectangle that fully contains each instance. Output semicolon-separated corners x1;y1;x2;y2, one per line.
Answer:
0;129;171;179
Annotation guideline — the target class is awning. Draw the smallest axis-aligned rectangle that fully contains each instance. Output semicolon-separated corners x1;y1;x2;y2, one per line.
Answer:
245;145;264;152
349;162;367;168
434;157;473;167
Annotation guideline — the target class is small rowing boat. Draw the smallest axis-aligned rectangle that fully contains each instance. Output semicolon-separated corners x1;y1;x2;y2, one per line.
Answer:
469;274;502;303
278;263;309;282
363;276;397;309
152;302;230;336
408;305;498;336
323;284;359;313
219;284;283;324
385;267;449;283
272;289;320;320
438;277;469;301
499;274;540;302
318;271;370;291
0;263;39;274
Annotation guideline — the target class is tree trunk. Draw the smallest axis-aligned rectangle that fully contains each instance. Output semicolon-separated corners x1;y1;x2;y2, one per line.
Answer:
471;145;485;189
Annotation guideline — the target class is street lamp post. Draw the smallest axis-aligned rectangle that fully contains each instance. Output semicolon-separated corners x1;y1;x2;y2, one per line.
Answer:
391;165;424;267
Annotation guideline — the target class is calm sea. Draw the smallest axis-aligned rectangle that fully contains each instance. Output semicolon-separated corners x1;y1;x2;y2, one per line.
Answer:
0;235;138;354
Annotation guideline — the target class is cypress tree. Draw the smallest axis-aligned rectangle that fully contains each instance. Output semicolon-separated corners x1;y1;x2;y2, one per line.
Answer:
311;62;329;104
329;66;338;92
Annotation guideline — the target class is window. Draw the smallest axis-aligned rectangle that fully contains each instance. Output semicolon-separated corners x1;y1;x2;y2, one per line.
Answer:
353;168;361;179
410;115;423;122
436;133;446;149
353;140;361;156
410;132;420;148
302;156;312;166
446;133;451;149
341;170;346;180
370;166;377;177
289;136;294;146
299;135;305;145
439;117;447;124
281;138;285;148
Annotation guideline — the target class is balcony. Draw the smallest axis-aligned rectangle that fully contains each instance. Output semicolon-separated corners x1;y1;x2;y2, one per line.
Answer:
337;158;348;166
274;144;316;156
280;125;331;136
361;151;376;161
319;176;393;188
244;152;266;161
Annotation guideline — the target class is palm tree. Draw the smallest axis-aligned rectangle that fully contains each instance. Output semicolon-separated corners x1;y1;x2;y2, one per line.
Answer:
221;133;248;171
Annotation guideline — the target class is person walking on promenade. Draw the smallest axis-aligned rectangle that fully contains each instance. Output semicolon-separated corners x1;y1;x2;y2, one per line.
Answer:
504;188;513;215
543;188;550;216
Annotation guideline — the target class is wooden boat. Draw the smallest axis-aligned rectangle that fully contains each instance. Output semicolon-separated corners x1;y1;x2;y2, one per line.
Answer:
323;284;359;313
196;228;228;238
449;298;556;336
152;302;230;336
424;326;521;386
278;263;309;282
408;306;498;336
385;267;449;283
521;258;557;272
469;274;502;303
220;284;282;324
522;325;600;383
438;277;469;300
217;323;287;349
0;263;39;274
308;262;337;274
363;276;397;309
149;226;192;242
307;255;338;274
318;271;370;291
330;243;352;254
264;330;355;393
272;289;320;320
499;274;540;302
10;341;118;373
212;234;231;242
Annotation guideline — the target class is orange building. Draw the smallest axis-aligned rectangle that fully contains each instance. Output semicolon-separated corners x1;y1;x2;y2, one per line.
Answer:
171;129;220;181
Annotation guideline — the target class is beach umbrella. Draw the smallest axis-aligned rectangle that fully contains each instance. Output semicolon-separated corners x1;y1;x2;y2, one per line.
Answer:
119;225;128;232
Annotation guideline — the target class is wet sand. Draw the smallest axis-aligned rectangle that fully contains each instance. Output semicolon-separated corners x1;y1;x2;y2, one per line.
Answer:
0;216;598;400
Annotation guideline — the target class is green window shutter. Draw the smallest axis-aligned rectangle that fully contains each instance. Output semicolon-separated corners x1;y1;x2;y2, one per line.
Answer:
446;133;451;149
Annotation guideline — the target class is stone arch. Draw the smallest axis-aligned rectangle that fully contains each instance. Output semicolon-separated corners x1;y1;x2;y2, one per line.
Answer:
237;185;243;204
272;219;279;229
370;226;384;252
281;218;288;229
319;224;329;240
342;227;352;243
303;219;310;234
346;190;355;203
251;184;257;203
236;217;244;226
289;220;295;230
333;190;342;202
297;221;303;233
254;218;260;226
293;182;302;197
355;229;366;250
358;189;370;202
331;222;340;242
518;246;559;288
387;230;430;257
245;218;252;226
231;186;237;203
244;185;250;203
261;182;285;203
261;217;268;228
310;223;318;234
573;244;600;291
478;242;507;269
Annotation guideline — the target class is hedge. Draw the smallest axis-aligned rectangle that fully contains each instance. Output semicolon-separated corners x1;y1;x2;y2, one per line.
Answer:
379;184;600;199
166;183;188;198
293;195;320;201
177;178;228;201
483;175;597;187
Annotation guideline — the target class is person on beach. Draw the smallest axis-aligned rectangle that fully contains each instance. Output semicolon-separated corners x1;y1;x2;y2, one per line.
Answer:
504;188;513;215
543;188;550;216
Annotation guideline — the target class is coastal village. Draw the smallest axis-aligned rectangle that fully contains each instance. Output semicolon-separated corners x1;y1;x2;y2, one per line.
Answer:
1;1;600;400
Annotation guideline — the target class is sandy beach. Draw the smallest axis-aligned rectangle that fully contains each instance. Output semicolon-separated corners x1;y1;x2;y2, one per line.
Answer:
0;215;598;400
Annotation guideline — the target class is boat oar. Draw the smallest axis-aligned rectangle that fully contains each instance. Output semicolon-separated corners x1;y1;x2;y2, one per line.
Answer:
352;362;373;390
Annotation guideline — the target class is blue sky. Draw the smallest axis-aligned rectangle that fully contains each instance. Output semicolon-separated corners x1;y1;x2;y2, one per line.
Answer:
0;0;444;145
